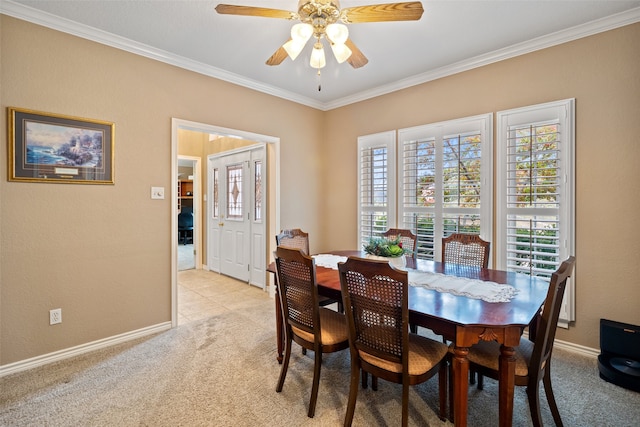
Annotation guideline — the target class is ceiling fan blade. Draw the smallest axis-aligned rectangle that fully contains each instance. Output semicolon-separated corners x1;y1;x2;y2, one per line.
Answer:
266;42;290;66
345;39;369;69
341;2;424;23
215;4;295;20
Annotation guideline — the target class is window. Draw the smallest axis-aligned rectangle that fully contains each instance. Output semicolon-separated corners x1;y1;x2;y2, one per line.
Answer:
496;99;575;326
212;168;219;218
398;114;493;260
357;131;396;247
254;160;262;221
227;163;243;219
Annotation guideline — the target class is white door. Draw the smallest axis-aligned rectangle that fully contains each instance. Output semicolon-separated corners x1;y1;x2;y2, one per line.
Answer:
208;146;266;287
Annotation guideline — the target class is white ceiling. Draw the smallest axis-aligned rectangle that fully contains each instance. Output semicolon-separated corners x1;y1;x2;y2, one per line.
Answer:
3;0;640;110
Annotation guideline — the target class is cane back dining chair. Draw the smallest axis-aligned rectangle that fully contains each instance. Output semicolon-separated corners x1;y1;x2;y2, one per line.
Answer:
382;228;418;262
442;233;490;268
338;257;448;427
441;233;491;379
461;256;576;427
276;229;342;311
274;246;350;418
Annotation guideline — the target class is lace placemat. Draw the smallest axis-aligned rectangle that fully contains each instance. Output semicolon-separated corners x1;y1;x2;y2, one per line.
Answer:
408;270;518;303
312;254;348;270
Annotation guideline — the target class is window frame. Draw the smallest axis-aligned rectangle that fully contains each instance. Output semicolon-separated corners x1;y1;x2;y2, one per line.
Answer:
397;113;493;261
496;99;576;326
357;130;396;247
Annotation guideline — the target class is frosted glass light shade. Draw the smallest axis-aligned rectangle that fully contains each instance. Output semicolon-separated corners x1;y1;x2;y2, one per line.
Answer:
283;39;307;60
309;42;326;69
325;23;348;44
330;42;352;63
291;23;313;42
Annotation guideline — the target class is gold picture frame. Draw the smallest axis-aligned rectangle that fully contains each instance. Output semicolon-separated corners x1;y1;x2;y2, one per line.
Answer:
8;107;114;184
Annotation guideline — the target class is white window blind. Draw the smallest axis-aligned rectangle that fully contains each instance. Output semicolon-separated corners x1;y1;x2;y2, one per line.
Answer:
496;99;575;327
358;131;396;247
398;114;493;260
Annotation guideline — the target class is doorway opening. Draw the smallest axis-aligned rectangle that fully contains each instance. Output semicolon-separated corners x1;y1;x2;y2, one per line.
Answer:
178;156;199;271
171;118;280;327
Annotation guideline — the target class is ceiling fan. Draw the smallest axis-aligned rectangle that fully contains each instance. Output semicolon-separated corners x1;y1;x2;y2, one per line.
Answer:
215;1;424;71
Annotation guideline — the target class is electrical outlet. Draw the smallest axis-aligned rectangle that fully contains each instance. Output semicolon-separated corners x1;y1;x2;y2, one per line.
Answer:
50;308;62;325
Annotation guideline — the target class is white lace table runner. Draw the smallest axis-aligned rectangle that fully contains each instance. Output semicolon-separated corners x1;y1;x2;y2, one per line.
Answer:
312;254;518;303
313;254;348;270
408;270;518;303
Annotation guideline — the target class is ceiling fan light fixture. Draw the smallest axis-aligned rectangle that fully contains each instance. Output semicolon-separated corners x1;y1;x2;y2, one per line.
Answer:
325;23;348;44
330;41;352;63
309;42;326;69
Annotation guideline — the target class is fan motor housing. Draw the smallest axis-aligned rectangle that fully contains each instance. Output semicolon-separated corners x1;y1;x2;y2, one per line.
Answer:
298;0;341;23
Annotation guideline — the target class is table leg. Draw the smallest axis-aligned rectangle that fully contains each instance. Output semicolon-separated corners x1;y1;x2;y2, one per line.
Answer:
452;345;470;427
498;345;516;427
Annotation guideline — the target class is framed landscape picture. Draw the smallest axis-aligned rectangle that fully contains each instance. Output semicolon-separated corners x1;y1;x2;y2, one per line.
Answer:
8;107;114;184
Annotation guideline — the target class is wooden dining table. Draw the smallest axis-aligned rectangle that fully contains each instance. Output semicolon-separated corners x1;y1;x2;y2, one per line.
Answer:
267;250;550;427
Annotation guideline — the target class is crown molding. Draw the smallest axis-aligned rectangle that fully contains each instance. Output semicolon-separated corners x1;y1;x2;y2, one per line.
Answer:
2;1;639;111
325;6;640;110
0;0;325;110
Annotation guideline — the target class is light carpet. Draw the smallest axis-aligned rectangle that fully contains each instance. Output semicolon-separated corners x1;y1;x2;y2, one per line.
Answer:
1;270;638;426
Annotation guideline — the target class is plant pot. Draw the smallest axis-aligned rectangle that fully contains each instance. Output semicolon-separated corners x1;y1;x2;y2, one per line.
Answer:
365;254;407;270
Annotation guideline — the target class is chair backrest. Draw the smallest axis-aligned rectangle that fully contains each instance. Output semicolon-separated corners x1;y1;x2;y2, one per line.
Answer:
178;207;194;228
274;246;320;339
529;256;576;377
275;228;310;256
382;228;417;259
338;257;409;367
442;233;490;268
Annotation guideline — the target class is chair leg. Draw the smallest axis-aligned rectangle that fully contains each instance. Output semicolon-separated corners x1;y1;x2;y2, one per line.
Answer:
307;348;322;418
401;382;409;427
526;380;543;427
438;361;448;421
477;372;484;390
372;375;378;391
361;370;368;389
448;359;454;422
276;337;292;392
344;360;361;427
543;367;564;427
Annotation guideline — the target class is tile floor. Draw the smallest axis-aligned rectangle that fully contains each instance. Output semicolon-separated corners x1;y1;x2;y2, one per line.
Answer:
177;269;272;325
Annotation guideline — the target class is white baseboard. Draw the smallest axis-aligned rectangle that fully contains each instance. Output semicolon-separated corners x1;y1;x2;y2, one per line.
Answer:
521;331;600;358
0;321;172;378
553;337;600;358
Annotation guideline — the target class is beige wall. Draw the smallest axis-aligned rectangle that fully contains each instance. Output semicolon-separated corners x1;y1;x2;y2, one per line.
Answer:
1;16;639;367
0;16;323;365
321;23;640;349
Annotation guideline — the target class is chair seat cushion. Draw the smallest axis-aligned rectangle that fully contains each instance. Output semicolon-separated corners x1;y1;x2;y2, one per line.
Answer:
359;334;448;376
292;307;348;346
459;337;534;377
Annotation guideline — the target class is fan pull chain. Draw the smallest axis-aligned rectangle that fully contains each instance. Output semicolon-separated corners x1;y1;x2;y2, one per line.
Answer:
317;69;322;91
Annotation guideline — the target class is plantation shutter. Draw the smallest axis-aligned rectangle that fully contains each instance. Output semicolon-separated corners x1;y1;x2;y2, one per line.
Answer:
398;114;492;261
496;99;575;326
358;131;396;247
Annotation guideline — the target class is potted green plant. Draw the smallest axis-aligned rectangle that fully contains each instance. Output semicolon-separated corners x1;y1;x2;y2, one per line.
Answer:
363;236;409;269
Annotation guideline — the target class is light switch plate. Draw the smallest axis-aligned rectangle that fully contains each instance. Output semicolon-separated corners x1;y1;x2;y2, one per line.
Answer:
151;186;165;199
